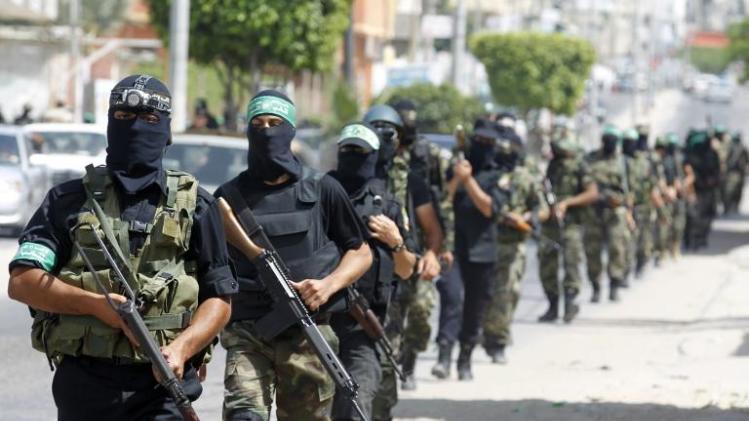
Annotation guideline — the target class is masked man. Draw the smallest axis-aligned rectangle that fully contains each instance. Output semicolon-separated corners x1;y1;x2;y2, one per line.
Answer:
8;75;237;420
216;90;372;421
328;122;417;420
538;136;598;323
450;119;510;380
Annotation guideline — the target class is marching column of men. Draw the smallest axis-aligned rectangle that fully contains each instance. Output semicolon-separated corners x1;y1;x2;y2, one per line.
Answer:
7;76;748;421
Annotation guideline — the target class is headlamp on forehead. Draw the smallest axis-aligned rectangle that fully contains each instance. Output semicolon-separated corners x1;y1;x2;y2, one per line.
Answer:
110;87;172;114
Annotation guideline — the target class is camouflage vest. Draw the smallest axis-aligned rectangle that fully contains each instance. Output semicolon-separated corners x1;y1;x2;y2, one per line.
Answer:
31;166;199;363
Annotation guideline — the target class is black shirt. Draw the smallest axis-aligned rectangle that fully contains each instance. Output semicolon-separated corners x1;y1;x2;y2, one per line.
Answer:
407;173;431;209
9;176;238;303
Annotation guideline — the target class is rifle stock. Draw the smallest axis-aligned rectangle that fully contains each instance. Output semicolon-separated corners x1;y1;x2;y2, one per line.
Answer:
216;198;370;421
347;288;406;382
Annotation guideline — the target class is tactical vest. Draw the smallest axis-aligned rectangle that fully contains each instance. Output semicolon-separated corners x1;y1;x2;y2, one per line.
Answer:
227;168;342;320
546;157;587;224
349;179;396;309
454;168;502;263
31;166;199;363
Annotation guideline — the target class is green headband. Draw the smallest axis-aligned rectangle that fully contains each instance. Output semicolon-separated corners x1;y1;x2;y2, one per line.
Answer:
602;125;622;139
247;95;296;128
339;124;380;150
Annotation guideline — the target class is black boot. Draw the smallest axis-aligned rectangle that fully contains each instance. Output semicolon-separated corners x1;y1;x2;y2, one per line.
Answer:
591;282;601;303
538;295;559;322
400;348;417;391
490;344;507;364
563;289;580;323
431;341;453;380
609;278;620;302
456;344;474;381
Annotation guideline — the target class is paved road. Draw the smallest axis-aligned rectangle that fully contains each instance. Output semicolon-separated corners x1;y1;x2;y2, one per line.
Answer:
1;88;748;420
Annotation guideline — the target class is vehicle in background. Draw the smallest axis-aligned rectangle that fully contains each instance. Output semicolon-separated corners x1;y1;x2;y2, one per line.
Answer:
166;133;318;193
23;123;107;187
704;79;733;104
692;73;721;99
0;125;48;234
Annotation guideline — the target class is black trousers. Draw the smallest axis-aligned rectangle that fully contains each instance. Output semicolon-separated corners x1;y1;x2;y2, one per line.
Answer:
457;257;496;346
331;316;382;421
52;356;202;421
435;260;463;345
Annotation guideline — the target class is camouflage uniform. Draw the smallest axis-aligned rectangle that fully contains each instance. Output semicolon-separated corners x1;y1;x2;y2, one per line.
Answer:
627;150;658;276
222;321;339;421
539;154;593;302
583;149;631;295
483;165;546;349
723;138;748;214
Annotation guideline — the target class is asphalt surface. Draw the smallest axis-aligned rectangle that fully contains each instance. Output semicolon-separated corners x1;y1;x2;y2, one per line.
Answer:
0;88;747;420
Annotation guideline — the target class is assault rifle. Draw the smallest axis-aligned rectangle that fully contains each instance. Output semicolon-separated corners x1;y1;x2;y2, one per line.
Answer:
542;177;566;249
217;198;369;421
501;211;561;250
70;222;200;421
347;287;406;382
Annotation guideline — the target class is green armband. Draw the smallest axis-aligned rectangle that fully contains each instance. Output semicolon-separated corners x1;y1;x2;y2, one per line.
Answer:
12;242;57;272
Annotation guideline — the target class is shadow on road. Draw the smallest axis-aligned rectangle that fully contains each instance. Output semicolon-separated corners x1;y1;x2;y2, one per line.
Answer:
395;398;749;421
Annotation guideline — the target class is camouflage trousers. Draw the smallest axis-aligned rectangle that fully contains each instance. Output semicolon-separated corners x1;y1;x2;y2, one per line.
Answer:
670;200;687;255
723;171;745;213
371;343;398;421
483;240;526;350
583;207;630;286
221;320;338;421
371;279;435;421
539;221;584;299
390;278;436;353
633;205;655;270
653;204;672;260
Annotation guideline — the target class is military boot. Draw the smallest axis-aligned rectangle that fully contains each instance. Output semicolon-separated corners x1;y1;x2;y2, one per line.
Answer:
456;343;474;381
562;289;580;323
609;278;621;302
400;349;417;391
431;341;453;379
538;295;559;322
591;282;601;303
489;344;507;364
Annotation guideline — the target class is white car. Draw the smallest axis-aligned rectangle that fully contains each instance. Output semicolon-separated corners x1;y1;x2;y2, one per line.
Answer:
0;125;48;233
165;133;318;194
23;123;107;187
704;80;733;104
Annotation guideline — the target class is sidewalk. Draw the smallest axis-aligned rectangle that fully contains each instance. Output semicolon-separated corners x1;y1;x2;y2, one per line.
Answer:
394;202;749;420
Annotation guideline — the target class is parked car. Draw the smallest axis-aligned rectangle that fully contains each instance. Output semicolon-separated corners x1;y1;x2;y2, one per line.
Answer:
23;123;107;187
0;125;48;234
165;133;318;193
704;79;733;104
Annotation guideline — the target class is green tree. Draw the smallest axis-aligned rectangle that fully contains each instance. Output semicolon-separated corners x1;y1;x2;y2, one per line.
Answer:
147;0;350;129
685;46;731;75
470;32;596;116
374;83;485;134
729;19;749;81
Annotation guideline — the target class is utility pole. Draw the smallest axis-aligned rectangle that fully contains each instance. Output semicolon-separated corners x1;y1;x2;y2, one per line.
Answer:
631;0;640;127
343;6;355;90
451;0;466;89
70;0;82;123
169;0;190;132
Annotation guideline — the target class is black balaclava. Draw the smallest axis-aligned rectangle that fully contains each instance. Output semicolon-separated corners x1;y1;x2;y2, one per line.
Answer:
602;134;619;156
622;139;638;157
392;99;418;146
106;75;171;194
246;90;301;182
494;138;519;171
637;133;649;151
336;122;380;195
468;118;498;171
372;123;399;177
